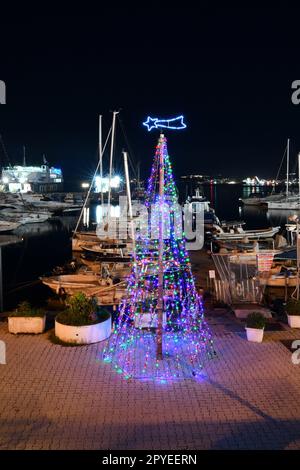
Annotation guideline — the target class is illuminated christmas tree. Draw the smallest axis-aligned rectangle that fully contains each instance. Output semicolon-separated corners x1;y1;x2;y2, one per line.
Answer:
103;133;215;380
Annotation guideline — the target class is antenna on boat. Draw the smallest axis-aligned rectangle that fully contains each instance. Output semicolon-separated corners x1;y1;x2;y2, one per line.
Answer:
298;152;300;207
286;138;290;199
0;135;12;168
23;145;26;167
99;115;104;209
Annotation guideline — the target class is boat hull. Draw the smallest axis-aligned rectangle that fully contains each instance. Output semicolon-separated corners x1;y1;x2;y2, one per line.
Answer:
215;227;280;241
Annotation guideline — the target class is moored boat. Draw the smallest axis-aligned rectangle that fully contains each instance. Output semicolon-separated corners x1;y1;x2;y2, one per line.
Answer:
0;220;21;232
212;223;280;241
40;273;113;295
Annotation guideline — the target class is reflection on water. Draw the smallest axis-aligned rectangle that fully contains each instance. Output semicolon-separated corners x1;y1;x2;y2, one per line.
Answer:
179;182;292;229
2;217;76;301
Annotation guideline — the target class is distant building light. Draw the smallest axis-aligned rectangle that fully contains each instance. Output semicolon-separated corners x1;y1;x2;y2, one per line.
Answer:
94;175;121;193
82;182;90;189
111;175;121;188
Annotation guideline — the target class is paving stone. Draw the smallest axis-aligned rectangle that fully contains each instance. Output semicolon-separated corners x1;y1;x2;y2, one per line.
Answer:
1;315;300;449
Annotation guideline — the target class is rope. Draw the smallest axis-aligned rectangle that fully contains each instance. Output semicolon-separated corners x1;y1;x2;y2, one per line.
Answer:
87;280;127;295
271;144;287;194
7;279;40;294
0;134;12;167
116;114;137;178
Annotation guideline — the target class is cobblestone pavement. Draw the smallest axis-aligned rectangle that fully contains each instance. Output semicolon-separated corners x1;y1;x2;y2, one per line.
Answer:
1;312;300;450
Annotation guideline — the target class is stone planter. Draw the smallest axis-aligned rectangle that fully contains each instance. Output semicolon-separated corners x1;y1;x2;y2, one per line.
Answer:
8;316;46;334
55;314;111;344
287;315;300;328
245;327;264;343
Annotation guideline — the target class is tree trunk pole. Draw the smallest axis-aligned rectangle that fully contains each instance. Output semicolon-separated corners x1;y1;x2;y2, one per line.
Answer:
156;134;164;360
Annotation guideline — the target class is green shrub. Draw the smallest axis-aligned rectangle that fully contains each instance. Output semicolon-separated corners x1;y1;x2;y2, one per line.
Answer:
286;299;300;316
246;312;266;329
9;301;45;318
56;292;110;326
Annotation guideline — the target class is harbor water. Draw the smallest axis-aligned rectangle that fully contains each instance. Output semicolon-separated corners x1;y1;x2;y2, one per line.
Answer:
2;184;298;310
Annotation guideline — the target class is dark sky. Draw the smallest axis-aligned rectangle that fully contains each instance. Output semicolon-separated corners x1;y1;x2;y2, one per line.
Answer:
1;8;300;184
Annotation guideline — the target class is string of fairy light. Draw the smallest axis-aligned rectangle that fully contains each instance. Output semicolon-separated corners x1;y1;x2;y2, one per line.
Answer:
103;133;215;380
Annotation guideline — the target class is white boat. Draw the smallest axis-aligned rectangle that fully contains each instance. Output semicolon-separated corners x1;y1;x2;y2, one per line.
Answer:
80;256;131;277
21;194;82;213
240;194;263;206
18;213;49;224
266;140;300;210
267;198;300;210
212;223;280;241
40;272;127;304
1;211;49;224
72;233;123;251
82;244;132;262
0;220;21;232
40;273;112;294
259;272;298;287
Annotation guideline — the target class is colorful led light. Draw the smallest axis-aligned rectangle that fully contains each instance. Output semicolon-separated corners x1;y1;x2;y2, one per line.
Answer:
103;134;215;380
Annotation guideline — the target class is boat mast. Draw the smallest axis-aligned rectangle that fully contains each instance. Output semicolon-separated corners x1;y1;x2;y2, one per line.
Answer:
73;125;112;237
107;110;119;226
137;161;141;194
123;151;136;262
23;145;26;166
298;152;300;206
99;115;104;209
156;133;165;360
286;138;290;199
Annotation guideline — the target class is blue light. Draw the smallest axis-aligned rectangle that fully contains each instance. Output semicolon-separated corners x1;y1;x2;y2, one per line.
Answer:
143;115;187;132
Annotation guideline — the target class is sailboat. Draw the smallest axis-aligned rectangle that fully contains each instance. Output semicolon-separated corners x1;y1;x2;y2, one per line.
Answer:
72;112;133;253
267;139;300;209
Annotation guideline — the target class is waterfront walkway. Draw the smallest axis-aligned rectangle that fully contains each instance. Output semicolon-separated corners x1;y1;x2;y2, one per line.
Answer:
1;309;300;450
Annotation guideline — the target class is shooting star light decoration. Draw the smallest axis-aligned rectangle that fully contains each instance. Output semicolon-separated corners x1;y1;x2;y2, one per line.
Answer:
143;115;187;132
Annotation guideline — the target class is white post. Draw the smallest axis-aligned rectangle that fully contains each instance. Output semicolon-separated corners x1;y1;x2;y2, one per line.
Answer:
286;138;290;199
99;115;104;209
123;151;136;262
107;111;119;222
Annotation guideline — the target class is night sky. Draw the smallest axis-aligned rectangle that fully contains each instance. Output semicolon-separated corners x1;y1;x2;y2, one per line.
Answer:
1;8;300;186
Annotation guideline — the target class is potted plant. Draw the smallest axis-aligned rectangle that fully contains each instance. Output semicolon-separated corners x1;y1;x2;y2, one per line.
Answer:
245;312;266;343
286;299;300;328
8;301;46;334
55;292;111;344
